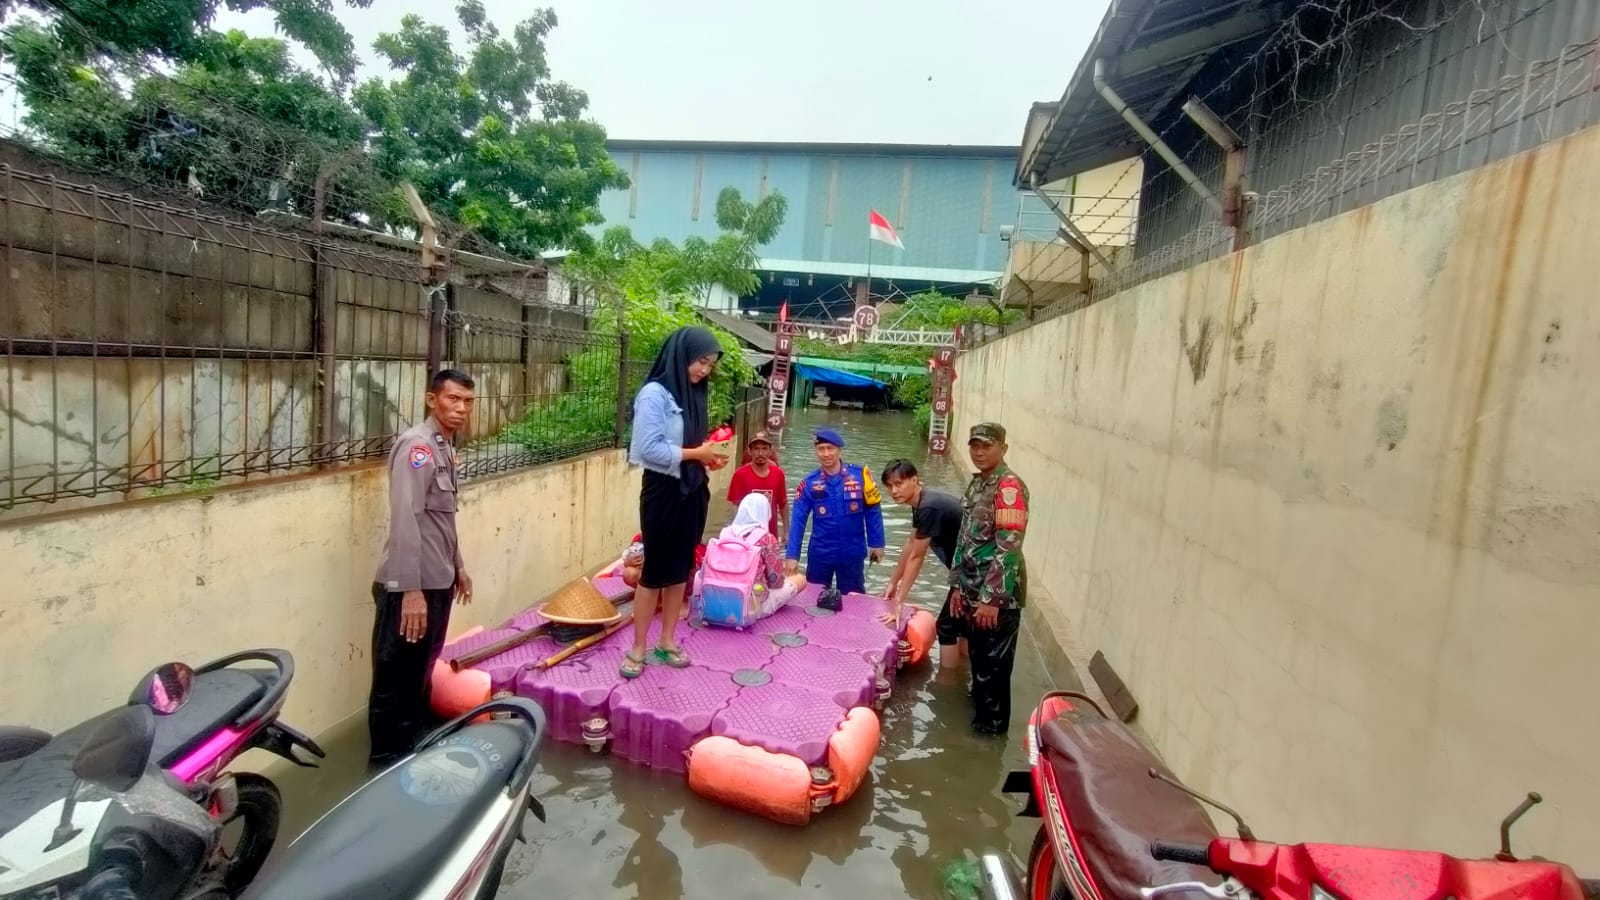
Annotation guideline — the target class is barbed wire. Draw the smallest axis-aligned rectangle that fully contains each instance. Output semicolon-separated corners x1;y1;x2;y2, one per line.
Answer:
1002;0;1597;325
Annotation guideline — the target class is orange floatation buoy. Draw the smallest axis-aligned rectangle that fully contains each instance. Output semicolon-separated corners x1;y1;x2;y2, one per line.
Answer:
686;705;881;826
902;608;936;666
430;626;492;720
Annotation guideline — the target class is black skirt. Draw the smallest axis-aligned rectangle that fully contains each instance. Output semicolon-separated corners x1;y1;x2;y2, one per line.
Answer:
639;469;710;589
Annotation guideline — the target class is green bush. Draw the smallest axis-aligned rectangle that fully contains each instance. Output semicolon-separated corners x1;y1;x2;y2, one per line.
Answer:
488;296;757;459
887;373;931;410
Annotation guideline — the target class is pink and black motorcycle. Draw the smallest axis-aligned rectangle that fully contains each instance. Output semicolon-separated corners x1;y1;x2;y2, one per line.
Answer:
0;648;324;898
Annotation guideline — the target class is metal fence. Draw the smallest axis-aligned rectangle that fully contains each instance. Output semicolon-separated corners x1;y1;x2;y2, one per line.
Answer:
0;160;637;511
450;308;634;479
1031;33;1600;318
995;10;1600;338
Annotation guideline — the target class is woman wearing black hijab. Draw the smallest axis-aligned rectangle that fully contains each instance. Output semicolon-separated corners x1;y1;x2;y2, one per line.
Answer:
623;325;728;677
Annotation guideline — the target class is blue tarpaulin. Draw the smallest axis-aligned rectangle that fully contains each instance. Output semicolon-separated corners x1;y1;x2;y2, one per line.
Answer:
793;363;888;390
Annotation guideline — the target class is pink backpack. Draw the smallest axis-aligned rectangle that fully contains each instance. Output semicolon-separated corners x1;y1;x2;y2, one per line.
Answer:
697;531;765;629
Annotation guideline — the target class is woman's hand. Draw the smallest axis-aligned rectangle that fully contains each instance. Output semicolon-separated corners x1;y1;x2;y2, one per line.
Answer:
684;444;729;468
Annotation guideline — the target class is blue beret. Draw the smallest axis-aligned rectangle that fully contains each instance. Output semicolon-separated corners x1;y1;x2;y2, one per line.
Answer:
813;429;845;448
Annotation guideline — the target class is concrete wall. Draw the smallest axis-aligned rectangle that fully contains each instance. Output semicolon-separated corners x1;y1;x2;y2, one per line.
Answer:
954;125;1600;866
1;450;642;739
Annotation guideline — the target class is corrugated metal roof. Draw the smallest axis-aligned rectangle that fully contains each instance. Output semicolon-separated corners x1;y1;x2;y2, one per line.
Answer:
699;308;777;352
1019;0;1285;185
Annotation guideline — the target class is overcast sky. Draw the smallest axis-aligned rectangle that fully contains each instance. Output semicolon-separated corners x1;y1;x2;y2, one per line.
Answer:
215;0;1112;146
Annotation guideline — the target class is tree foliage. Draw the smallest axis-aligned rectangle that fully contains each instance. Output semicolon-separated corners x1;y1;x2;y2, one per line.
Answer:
0;0;627;256
3;20;374;218
354;3;628;256
562;185;787;424
1;0;375;80
569;187;788;302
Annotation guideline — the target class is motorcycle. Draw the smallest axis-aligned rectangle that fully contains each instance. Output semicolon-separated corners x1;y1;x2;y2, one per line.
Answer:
0;690;548;900
983;690;1600;900
241;695;548;900
0;649;325;898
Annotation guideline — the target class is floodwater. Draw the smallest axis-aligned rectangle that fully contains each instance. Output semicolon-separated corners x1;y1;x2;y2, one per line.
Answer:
271;408;1076;900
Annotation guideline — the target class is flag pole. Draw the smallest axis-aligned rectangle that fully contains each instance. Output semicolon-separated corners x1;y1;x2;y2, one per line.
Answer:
866;228;873;301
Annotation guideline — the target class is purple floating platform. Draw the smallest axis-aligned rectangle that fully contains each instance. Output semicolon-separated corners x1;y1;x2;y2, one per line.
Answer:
441;586;921;794
592;573;634;602
611;666;739;773
515;649;626;745
712;681;846;765
763;644;877;709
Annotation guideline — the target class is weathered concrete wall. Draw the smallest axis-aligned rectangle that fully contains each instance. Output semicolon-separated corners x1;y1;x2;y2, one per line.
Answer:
954;125;1600;865
0;450;642;739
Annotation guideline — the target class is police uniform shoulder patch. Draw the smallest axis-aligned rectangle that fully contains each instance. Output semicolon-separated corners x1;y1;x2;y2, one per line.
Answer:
860;466;882;506
409;444;434;469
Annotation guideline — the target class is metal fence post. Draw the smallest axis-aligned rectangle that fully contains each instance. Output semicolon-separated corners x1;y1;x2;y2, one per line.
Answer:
614;331;630;447
425;285;445;377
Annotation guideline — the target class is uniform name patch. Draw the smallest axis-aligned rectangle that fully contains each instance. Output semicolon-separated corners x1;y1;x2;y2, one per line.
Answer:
409;445;433;469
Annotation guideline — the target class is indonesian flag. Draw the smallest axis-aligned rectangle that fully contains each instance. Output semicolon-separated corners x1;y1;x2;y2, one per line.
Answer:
868;210;904;250
779;301;789;323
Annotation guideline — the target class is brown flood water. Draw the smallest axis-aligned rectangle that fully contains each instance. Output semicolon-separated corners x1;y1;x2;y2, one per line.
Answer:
271;408;1076;899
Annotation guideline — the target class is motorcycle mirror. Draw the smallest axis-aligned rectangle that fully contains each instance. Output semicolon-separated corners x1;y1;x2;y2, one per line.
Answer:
1147;768;1255;841
73;705;157;793
140;661;195;716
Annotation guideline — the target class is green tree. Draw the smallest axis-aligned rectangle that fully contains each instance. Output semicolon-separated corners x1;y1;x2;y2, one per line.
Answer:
1;0;391;218
498;182;792;457
567;186;787;423
0;0;375;81
568;186;788;303
353;2;629;256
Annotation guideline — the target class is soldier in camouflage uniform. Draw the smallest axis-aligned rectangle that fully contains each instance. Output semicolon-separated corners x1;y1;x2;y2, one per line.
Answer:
948;421;1029;735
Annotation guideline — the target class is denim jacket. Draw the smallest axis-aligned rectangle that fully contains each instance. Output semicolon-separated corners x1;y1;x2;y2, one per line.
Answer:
628;381;683;477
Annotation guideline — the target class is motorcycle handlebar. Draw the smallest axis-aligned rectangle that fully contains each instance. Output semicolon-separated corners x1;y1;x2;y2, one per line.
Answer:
1150;840;1211;867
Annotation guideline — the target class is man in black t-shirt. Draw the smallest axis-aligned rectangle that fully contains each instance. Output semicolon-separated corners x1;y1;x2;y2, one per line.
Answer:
877;459;968;667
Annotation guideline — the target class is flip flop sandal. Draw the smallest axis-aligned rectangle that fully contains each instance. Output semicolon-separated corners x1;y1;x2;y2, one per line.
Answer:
620;651;647;679
652;646;690;668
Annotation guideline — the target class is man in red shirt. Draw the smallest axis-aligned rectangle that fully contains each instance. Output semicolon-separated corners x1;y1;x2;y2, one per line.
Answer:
727;431;787;540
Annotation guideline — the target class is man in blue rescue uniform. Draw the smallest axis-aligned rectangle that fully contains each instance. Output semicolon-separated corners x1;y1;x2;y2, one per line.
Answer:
784;429;886;594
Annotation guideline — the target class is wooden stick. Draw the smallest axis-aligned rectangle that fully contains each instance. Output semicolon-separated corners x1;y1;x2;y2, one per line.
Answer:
449;621;553;672
448;600;634;671
537;617;631;670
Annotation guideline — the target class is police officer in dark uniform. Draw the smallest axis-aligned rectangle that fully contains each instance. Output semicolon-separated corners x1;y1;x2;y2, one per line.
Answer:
368;369;476;768
949;422;1029;735
784;429;886;595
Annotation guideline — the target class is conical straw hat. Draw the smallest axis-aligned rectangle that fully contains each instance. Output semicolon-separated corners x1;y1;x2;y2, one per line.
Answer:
539;577;624;625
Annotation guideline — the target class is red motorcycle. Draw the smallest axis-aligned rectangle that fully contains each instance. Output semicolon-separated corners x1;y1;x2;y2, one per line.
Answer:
981;690;1600;900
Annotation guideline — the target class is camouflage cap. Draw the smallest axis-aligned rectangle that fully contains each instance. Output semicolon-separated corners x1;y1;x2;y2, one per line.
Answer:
968;422;1007;444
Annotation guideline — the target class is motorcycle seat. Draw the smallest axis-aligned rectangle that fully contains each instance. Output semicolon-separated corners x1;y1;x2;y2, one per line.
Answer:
146;668;272;769
1038;705;1220;898
242;718;536;900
